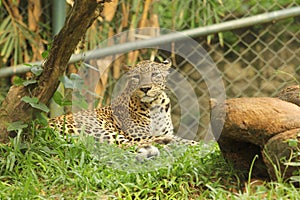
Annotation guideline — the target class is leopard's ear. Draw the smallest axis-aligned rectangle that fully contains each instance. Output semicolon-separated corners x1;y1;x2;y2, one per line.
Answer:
161;59;172;69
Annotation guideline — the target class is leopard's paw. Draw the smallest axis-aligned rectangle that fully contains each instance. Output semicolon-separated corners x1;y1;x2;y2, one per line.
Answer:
136;145;160;162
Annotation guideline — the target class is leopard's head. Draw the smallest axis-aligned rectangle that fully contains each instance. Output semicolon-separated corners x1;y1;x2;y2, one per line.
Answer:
126;59;172;103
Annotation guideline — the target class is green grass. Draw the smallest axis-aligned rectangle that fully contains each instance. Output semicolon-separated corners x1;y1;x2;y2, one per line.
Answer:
0;124;299;199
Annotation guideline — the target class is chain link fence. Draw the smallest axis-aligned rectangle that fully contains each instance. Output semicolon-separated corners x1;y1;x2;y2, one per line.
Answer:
176;5;300;139
0;0;300;140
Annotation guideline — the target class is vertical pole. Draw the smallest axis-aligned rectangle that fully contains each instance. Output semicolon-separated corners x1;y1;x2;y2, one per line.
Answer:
50;0;66;117
52;0;66;35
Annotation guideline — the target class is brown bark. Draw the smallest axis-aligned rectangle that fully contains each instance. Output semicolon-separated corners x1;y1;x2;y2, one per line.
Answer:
213;97;300;146
277;85;300;107
28;0;44;61
0;0;109;143
212;97;300;179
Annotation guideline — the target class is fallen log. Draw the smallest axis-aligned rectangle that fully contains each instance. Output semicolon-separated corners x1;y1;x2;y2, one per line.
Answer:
211;95;300;179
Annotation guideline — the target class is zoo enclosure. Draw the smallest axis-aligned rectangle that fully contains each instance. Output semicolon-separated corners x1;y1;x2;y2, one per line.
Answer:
0;1;300;139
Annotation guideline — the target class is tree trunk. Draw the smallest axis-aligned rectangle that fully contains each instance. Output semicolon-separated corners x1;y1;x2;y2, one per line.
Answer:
0;0;109;143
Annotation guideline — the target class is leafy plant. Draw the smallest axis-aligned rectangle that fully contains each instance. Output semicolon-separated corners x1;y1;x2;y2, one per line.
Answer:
52;91;72;107
21;96;49;113
1;126;299;198
57;73;93;110
0;0;47;65
30;65;43;77
7;121;28;132
284;138;300;184
11;63;43;86
275;70;300;85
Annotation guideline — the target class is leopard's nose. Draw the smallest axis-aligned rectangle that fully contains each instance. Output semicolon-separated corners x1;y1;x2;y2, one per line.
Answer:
140;86;151;93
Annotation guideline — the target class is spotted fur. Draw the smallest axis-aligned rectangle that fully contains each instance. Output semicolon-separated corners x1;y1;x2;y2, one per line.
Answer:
49;60;197;148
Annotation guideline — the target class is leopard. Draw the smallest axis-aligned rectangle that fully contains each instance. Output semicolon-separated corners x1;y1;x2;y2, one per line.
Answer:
49;59;197;160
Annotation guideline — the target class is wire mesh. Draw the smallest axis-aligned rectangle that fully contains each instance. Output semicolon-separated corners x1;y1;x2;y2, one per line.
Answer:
172;16;300;139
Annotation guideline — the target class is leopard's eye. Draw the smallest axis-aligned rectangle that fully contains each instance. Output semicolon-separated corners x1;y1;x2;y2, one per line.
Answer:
151;72;164;83
132;75;140;80
130;74;140;83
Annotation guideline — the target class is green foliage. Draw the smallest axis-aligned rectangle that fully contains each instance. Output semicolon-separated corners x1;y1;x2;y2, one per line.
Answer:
22;79;37;86
275;70;300;85
12;76;25;86
59;74;84;90
0;124;299;199
12;64;43;86
0;15;37;65
0;127;232;199
30;65;43;77
21;96;49;113
58;73;89;110
12;76;37;87
7;121;28;132
52;91;72;107
284;138;300;184
0;1;50;66
41;45;51;59
287;139;299;148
